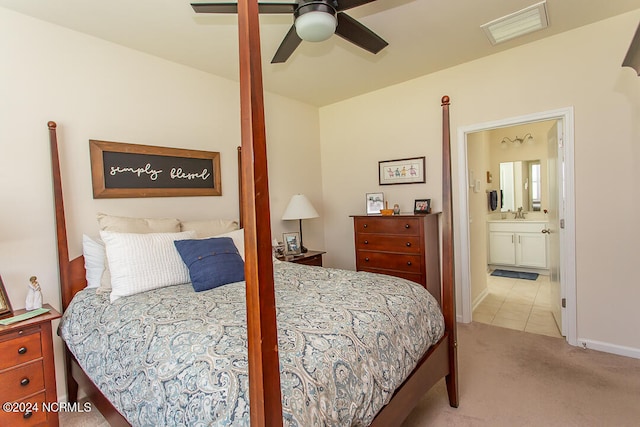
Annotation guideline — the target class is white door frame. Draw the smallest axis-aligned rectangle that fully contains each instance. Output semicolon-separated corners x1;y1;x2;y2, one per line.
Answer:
456;107;577;346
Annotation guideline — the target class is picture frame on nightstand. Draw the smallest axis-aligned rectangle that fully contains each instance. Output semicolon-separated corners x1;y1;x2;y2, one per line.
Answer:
0;275;14;319
283;231;302;256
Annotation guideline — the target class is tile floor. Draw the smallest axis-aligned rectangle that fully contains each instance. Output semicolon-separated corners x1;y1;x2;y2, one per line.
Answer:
472;272;562;338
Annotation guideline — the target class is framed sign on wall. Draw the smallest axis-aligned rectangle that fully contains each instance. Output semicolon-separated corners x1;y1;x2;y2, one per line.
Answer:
89;140;221;198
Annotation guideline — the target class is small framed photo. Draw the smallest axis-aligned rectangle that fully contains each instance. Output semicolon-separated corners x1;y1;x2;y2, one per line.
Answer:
366;192;385;215
283;231;302;256
414;199;431;214
0;275;14;319
379;156;426;185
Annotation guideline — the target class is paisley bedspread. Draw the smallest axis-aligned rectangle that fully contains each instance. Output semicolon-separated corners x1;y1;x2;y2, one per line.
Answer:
59;262;444;426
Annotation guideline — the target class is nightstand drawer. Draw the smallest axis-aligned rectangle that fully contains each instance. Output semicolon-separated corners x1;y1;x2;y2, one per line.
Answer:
0;391;48;426
354;217;421;236
0;359;45;402
0;331;42;370
356;251;422;273
356;235;422;253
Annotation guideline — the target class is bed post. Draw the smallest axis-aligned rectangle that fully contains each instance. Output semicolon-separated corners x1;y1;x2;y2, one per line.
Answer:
441;96;459;407
236;0;283;425
48;121;80;403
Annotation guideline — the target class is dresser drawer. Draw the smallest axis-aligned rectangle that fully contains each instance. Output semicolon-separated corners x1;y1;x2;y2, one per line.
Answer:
356;251;422;273
0;391;48;426
0;331;42;370
356;234;422;253
0;359;45;402
354;217;421;236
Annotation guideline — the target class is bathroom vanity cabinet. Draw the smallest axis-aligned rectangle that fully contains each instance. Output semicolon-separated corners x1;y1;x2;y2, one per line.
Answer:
488;221;548;269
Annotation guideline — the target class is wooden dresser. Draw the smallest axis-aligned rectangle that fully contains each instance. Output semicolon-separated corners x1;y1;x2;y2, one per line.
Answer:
352;214;441;292
0;304;61;427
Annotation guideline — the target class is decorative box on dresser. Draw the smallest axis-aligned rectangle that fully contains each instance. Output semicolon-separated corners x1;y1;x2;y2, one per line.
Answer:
0;304;61;427
352;214;441;294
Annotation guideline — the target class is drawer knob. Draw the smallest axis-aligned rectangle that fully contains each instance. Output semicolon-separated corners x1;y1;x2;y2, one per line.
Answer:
407;261;412;266
363;224;368;228
24;411;33;419
18;346;27;355
406;242;411;247
365;257;370;262
20;378;30;386
405;224;410;229
364;240;368;244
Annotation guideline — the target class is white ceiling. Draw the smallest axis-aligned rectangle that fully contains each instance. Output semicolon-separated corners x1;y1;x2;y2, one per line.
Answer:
2;0;639;106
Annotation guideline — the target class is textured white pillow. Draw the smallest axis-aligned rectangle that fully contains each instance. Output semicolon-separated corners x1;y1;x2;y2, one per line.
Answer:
216;228;245;261
180;219;239;238
100;230;196;302
82;234;105;289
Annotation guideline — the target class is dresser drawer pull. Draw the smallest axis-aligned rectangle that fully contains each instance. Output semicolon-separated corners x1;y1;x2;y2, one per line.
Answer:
406;242;411;247
364;240;368;244
365;257;370;262
363;224;368;228
405;224;410;229
407;261;412;266
20;378;30;386
23;410;33;419
18;346;28;355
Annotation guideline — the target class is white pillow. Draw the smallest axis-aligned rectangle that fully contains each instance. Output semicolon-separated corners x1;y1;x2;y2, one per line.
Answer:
216;228;245;261
214;228;281;263
100;230;196;302
82;234;105;289
180;219;239;238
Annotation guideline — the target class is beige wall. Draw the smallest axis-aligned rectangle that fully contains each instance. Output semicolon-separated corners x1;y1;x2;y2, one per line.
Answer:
0;7;322;399
320;10;640;354
466;132;490;306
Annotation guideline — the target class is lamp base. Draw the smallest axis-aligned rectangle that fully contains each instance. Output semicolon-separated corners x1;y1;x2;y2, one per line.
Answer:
301;245;308;253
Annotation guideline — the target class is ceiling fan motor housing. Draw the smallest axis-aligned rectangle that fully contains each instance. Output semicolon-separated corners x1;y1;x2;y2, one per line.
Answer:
294;1;338;42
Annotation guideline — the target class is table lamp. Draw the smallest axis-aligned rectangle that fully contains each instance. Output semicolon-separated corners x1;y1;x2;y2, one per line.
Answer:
282;194;319;253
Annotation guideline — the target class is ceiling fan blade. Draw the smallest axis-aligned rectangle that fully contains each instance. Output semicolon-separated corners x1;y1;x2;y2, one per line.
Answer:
335;12;388;54
271;25;303;63
335;0;376;12
191;3;296;14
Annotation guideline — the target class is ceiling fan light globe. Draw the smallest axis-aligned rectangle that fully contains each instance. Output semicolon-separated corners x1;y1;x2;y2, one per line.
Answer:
295;11;337;42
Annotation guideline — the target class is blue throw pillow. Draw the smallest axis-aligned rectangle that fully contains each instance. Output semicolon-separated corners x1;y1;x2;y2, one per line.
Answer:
174;237;245;292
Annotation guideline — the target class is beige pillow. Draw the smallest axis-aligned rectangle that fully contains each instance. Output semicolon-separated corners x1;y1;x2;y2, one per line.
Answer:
97;212;180;233
95;213;181;294
180;219;239;238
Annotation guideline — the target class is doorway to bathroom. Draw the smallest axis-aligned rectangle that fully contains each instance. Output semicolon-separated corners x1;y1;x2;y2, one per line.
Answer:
455;107;577;346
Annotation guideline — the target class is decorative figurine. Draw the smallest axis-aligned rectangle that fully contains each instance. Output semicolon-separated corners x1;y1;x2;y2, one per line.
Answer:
393;203;400;215
26;276;43;311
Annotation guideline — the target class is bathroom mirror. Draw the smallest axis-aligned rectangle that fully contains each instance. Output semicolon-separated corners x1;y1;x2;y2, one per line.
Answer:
500;160;541;212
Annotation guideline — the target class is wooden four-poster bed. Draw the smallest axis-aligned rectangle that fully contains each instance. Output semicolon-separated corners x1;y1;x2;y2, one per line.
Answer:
48;1;458;425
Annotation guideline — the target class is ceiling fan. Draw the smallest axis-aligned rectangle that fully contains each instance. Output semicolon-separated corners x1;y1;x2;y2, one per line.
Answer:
191;1;388;63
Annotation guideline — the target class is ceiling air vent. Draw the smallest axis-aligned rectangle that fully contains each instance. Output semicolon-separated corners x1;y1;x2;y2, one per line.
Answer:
481;1;549;45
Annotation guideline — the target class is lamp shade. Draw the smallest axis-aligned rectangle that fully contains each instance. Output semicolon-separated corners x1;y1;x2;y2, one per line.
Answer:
282;194;319;220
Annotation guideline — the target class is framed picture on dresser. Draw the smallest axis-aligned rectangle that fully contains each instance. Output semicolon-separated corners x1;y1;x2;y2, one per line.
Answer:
0;275;14;319
366;192;385;215
414;198;431;214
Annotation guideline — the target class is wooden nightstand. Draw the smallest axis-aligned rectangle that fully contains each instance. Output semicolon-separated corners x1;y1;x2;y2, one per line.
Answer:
0;303;61;427
277;250;326;267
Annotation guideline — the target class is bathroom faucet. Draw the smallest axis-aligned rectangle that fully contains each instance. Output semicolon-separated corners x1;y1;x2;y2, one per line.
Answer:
514;207;526;219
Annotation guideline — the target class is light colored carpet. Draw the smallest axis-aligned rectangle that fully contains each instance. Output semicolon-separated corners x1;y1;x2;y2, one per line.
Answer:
60;322;640;426
403;322;640;427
